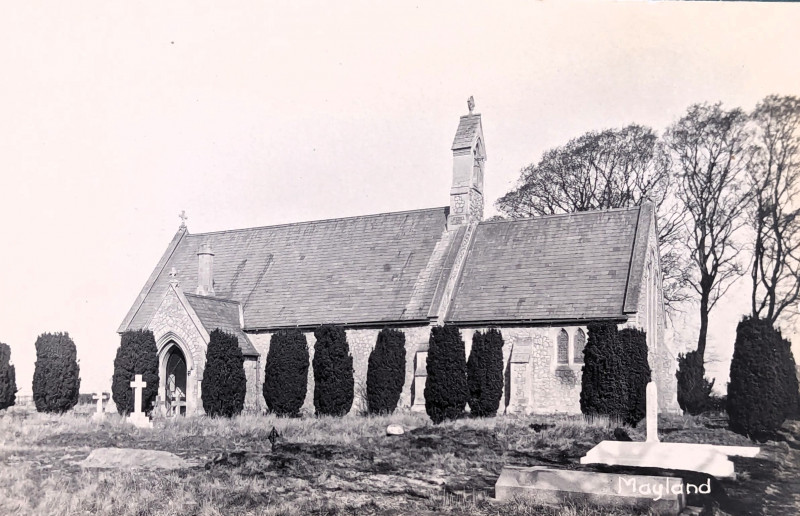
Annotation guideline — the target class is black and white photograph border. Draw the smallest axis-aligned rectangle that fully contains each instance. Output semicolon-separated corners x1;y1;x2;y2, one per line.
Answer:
1;1;799;515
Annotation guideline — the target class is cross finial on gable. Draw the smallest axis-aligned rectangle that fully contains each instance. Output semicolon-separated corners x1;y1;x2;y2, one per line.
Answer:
467;96;475;114
179;210;188;229
169;267;179;286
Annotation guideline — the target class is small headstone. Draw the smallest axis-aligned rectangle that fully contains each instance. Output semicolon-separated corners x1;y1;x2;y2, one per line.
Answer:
127;374;152;429
613;427;632;441
646;381;659;443
268;426;280;451
92;391;106;420
386;424;404;436
171;390;186;417
495;466;686;514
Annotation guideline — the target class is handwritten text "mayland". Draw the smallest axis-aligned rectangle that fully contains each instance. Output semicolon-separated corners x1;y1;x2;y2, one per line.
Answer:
618;476;710;501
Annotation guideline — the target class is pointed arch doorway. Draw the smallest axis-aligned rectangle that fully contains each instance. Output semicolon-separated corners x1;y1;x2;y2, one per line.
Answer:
165;343;188;416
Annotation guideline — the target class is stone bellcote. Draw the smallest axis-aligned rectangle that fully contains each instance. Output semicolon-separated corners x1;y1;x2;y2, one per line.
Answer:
448;97;486;228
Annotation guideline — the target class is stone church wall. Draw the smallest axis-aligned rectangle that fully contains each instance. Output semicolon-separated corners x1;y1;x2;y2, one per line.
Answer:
623;215;680;414
457;326;585;415
147;288;207;415
249;326;431;414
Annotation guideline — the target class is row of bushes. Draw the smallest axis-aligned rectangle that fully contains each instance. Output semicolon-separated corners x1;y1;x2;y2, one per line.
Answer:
675;316;800;441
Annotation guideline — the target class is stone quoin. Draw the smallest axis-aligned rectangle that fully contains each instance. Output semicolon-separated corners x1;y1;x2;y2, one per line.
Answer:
117;99;679;416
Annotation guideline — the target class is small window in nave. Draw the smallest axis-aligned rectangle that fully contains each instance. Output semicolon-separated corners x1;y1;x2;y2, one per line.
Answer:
574;328;586;364
557;329;569;364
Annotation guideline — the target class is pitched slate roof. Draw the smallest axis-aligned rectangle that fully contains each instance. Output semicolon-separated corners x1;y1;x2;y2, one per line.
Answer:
451;114;482;150
121;207;456;331
183;294;258;356
446;206;646;323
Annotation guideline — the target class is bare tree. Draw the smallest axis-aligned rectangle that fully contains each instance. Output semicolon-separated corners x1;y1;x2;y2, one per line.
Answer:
495;124;689;315
665;103;753;360
749;95;800;324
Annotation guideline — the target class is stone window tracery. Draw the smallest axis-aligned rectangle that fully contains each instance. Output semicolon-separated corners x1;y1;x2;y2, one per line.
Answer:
573;328;586;364
557;329;569;364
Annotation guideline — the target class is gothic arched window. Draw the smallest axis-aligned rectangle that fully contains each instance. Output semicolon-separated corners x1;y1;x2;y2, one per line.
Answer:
573;328;586;364
557;329;569;364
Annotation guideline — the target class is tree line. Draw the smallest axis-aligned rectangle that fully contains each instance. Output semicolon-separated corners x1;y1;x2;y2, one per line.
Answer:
496;95;800;413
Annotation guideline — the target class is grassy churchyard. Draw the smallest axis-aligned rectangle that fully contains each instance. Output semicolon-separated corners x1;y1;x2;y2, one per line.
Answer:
1;404;800;516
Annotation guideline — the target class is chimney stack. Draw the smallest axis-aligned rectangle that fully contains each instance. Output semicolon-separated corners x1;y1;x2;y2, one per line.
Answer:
196;243;215;296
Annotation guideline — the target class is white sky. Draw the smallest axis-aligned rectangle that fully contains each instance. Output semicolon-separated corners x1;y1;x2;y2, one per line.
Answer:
1;1;799;395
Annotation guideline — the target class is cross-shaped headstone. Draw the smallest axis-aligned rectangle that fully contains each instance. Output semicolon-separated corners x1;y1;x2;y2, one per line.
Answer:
646;381;659;443
171;390;186;416
179;210;188;228
130;374;147;416
93;391;106;415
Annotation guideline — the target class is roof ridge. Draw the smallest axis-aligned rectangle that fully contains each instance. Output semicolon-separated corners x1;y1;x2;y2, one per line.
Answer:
188;206;448;236
479;205;642;225
183;292;241;305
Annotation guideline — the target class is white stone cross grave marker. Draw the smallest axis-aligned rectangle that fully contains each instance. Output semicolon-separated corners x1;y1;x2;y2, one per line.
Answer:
92;391;106;420
127;374;152;428
645;381;659;443
171;389;186;417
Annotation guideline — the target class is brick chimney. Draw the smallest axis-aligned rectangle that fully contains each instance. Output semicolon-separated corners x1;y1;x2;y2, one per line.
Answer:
196;243;215;296
449;96;486;227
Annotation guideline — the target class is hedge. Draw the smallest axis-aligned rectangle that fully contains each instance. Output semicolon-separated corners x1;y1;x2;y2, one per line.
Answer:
112;330;159;416
728;316;799;440
467;328;504;417
425;325;468;424
0;342;16;411
366;328;406;415
202;329;247;417
32;332;81;413
313;325;354;416
676;350;714;416
263;329;309;416
580;322;628;421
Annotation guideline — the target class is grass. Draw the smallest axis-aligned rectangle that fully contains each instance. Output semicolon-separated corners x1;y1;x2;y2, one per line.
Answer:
1;405;799;515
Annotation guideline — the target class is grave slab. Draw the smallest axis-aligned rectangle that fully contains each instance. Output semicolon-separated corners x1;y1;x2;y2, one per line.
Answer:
79;448;188;470
580;441;759;479
495;466;686;515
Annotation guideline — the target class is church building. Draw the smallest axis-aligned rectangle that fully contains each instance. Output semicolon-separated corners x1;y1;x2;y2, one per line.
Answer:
118;102;679;417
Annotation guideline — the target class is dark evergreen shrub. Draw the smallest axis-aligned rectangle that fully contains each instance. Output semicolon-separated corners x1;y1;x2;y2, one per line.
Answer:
425;325;468;424
777;334;800;420
202;329;247;417
112;330;159;416
579;322;627;421
728;317;797;440
618;328;651;427
0;342;17;411
366;328;406;415
467;328;505;417
264;329;309;416
32;332;81;413
676;350;714;416
313;325;354;416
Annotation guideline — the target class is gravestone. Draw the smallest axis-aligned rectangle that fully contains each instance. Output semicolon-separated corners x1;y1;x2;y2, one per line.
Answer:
127;374;153;429
505;343;532;414
646;382;659;443
80;448;188;469
92;391;106;420
171;390;186;417
495;466;686;515
581;380;760;478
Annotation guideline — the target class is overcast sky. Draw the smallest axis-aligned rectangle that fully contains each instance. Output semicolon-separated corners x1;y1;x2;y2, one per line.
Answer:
1;1;799;395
